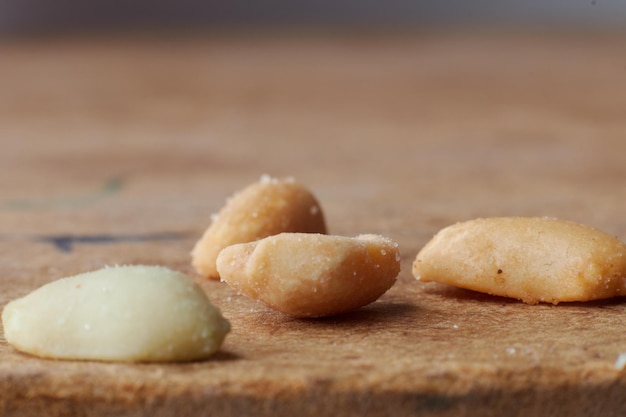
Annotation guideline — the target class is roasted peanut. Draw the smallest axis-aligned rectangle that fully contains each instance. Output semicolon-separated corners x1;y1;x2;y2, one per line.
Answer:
192;175;327;280
413;217;626;304
217;233;400;318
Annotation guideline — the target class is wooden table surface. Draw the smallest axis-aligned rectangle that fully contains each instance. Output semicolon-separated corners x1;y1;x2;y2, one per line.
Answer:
1;31;626;417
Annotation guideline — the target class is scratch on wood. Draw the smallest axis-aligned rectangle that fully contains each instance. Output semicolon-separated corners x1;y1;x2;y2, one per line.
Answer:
36;232;189;252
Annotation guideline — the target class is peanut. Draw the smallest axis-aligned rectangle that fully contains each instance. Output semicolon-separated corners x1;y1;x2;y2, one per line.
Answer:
413;217;626;304
192;175;327;280
1;265;230;362
217;233;400;318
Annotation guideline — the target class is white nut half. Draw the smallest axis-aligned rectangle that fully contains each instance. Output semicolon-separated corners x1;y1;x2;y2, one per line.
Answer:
2;265;230;362
217;233;401;318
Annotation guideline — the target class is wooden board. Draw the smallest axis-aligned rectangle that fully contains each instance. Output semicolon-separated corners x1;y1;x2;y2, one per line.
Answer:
1;32;626;416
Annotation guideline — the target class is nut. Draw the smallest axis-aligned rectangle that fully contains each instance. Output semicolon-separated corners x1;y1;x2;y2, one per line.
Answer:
192;175;327;280
217;233;401;318
413;217;626;304
2;265;230;362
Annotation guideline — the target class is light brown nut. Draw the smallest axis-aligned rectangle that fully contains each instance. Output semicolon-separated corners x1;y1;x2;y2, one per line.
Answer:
192;176;327;280
217;233;401;318
2;265;230;362
413;217;626;304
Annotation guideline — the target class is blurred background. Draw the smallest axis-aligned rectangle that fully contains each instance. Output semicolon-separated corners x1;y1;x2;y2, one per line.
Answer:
2;0;626;253
1;0;625;34
2;3;626;414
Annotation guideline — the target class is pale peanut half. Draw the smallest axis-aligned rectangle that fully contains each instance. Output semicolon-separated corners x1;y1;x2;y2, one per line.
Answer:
2;265;230;362
413;217;626;304
192;176;327;280
217;233;401;318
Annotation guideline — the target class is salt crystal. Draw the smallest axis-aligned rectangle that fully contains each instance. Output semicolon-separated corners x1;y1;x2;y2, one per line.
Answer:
380;249;387;256
615;353;626;370
506;347;516;355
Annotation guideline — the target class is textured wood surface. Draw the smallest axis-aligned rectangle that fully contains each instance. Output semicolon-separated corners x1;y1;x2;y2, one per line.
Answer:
1;32;626;416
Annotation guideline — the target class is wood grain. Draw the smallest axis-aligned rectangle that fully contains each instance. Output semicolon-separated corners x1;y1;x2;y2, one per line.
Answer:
1;32;626;416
